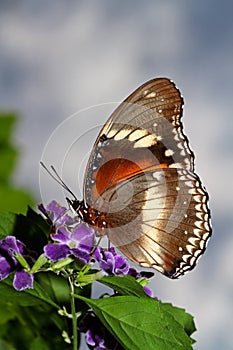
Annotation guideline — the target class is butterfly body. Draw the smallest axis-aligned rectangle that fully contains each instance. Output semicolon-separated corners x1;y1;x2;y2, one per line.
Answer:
71;78;211;278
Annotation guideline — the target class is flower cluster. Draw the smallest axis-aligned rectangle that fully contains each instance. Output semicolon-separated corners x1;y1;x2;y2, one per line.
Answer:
39;201;132;279
94;247;129;276
44;223;95;265
0;200;156;349
0;236;34;291
0;201;155;295
39;201;95;264
79;312;124;350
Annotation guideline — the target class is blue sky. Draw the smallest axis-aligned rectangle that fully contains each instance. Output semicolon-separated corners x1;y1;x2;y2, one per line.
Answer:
0;2;233;349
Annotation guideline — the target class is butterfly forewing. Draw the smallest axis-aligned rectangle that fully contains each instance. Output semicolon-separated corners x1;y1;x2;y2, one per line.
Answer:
84;78;194;207
80;78;211;278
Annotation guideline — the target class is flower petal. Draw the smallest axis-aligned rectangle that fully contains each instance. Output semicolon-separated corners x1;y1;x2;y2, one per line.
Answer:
114;255;129;275
0;257;12;280
143;286;154;298
0;236;25;256
86;329;96;346
47;200;67;221
94;248;129;276
93;247;102;261
38;203;50;220
13;271;34;291
44;243;70;261
98;251;115;275
71;224;94;249
39;201;76;227
52;226;70;243
71;248;91;264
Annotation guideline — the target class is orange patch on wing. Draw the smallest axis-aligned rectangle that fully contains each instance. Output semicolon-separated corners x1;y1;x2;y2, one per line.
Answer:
95;158;168;196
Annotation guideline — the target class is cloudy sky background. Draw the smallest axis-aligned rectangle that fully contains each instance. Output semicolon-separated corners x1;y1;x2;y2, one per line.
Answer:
0;1;233;349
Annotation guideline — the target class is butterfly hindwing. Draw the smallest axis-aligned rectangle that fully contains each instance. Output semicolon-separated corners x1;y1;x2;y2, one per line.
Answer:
98;167;210;278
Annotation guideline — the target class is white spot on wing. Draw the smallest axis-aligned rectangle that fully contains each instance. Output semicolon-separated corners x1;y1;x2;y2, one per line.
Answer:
165;149;174;157
141;186;166;234
195;221;204;229
180;149;186;156
182;254;190;263
107;129;118;138
134;134;157;148
188;237;199;246
114;128;132;140
186;244;194;254
128;129;148;142
146;92;156;98
169;162;182;168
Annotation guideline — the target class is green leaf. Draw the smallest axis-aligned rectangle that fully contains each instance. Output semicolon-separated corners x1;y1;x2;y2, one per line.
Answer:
0;114;18;183
0;339;17;350
0;113;35;213
0;208;50;252
29;336;51;350
26;207;50;237
0;146;17;182
0;211;16;238
75;295;195;350
36;272;71;306
0;186;34;214
0;275;59;308
0;301;18;325
99;275;150;297
0;302;69;350
0;114;16;144
15;207;50;251
162;303;196;338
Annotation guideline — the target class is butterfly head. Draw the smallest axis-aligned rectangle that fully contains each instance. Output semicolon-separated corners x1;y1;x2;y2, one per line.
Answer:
66;197;83;214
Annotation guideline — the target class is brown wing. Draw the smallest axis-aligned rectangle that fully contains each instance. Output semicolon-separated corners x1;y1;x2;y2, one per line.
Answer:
99;167;211;278
83;78;194;209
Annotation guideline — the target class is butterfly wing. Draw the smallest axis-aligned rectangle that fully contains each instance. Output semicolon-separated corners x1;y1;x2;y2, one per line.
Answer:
98;167;210;278
82;78;211;277
83;78;194;207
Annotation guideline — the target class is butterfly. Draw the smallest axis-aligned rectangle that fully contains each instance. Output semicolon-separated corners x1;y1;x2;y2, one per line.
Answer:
55;78;212;278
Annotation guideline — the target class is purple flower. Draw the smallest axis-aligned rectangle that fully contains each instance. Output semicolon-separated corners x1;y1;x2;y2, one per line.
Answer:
79;312;124;350
44;223;95;264
94;247;129;276
13;270;34;291
38;200;76;227
143;286;154;298
0;236;25;280
0;236;34;291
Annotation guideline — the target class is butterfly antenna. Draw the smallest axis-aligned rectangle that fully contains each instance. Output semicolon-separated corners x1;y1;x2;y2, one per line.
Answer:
40;161;78;200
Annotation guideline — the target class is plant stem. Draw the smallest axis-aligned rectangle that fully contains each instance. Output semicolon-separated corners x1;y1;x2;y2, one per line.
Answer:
69;276;78;350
